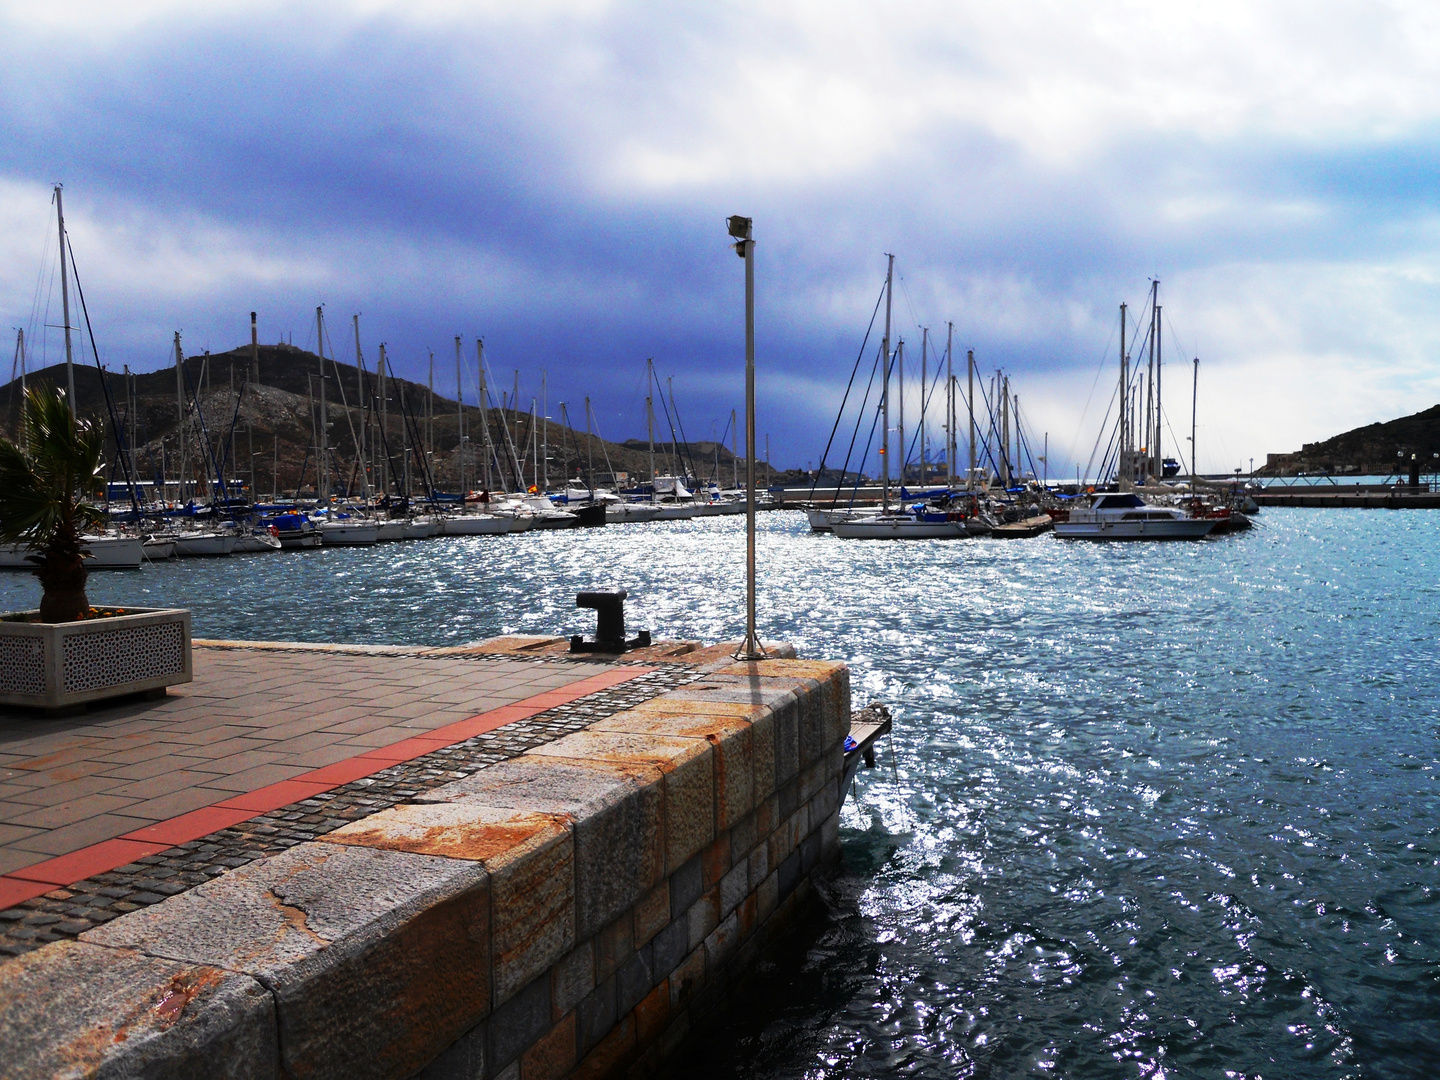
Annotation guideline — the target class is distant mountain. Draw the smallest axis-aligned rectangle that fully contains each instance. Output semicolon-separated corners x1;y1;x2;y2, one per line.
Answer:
1262;403;1440;476
0;344;754;496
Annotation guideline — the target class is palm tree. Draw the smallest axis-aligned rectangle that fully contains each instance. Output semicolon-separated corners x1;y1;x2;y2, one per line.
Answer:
0;385;108;622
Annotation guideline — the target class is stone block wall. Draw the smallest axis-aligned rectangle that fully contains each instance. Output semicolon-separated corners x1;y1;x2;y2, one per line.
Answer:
0;652;850;1080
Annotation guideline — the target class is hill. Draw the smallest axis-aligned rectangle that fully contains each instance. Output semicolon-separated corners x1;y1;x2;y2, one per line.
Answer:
1261;402;1440;476
0;344;755;497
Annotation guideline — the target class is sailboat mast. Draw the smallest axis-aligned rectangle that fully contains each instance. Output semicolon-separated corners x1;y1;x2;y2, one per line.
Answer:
967;349;975;492
478;340;494;490
541;370;548;491
14;329;26;453
380;342;391;497
1154;290;1163;480
585;396;594;497
646;359;655;492
945;322;954;489
54;186;76;408
1119;302;1127;483
731;408;739;488
1191;356;1199;482
427;351;434;465
897;339;905;487
316;307;329;503
174;332;185;502
881;255;893;508
454;336;465;494
353;315;366;496
920;327;929;485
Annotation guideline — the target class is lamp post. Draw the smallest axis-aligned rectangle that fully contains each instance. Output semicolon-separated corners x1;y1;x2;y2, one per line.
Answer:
728;214;765;660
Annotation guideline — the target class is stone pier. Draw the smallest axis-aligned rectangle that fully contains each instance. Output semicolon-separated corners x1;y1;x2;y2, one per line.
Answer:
0;636;851;1080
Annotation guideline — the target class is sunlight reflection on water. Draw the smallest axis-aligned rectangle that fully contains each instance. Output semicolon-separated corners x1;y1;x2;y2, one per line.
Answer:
5;508;1437;1078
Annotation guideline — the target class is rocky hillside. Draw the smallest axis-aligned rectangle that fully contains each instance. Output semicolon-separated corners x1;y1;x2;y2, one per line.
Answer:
0;344;759;496
1261;402;1440;476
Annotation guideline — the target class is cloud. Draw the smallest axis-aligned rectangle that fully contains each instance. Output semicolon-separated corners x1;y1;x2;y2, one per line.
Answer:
3;1;1440;473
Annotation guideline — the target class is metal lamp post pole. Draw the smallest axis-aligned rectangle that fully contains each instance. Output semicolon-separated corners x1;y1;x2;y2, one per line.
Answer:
729;214;764;660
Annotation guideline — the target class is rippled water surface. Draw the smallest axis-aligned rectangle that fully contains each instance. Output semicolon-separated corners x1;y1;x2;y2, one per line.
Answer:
5;509;1437;1078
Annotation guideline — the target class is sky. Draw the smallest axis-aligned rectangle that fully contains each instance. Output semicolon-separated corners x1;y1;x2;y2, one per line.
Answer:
3;0;1440;476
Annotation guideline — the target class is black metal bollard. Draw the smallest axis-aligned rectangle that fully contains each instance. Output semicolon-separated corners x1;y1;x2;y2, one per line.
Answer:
570;590;651;653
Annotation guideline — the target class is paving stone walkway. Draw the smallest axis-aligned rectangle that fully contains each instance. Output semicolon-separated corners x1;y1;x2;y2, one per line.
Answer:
0;643;701;958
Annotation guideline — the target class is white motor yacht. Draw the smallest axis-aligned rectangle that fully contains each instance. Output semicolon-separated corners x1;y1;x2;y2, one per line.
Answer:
1054;492;1216;540
0;535;145;569
441;513;510;536
606;501;664;523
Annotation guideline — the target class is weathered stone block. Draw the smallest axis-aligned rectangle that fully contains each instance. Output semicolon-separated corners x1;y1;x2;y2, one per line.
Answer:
84;841;490;1080
529;730;715;874
571;1012;636;1080
778;849;801;900
704;910;740;971
0;940;277;1080
615;941;654;1015
669;854;702;921
719;860;748;918
633;882;669;947
757;870;778;922
592;708;755;831
747;842;770;890
416;1019;486;1080
422;755;664;941
821;808;841;856
701;832;731;890
520;1011;576;1080
737;892;758;939
327;800;573;1006
552;942;595;1018
575;975;617;1057
666;682;800;785
488;972;551;1075
650;917;689;979
668;946;706;1012
685;890;719;952
633;978;670;1047
593;912;634;981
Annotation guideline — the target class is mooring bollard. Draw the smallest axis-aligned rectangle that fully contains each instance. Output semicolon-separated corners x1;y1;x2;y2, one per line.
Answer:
570;590;652;653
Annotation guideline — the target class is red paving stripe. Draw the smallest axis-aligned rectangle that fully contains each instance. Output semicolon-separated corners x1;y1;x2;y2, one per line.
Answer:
213;779;334;814
298;757;387;787
1;665;655;902
0;877;53;909
6;838;173;886
119;806;259;847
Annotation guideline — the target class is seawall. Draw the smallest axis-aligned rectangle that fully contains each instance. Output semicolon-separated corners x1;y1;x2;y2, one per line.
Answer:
0;641;852;1080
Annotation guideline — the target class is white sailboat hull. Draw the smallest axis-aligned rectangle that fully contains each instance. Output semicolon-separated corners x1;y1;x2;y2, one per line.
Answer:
374;521;408;542
320;522;378;545
831;516;966;539
173;533;238;556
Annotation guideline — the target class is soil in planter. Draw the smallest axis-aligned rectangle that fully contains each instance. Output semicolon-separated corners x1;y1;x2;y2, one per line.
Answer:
1;607;134;623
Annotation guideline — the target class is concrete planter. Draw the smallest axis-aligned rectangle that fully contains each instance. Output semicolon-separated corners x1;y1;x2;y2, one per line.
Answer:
0;607;192;711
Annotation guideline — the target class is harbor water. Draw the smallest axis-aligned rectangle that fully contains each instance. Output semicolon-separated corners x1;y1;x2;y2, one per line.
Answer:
3;509;1436;1079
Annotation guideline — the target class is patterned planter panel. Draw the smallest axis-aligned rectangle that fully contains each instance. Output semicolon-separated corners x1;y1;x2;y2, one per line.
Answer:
0;608;192;711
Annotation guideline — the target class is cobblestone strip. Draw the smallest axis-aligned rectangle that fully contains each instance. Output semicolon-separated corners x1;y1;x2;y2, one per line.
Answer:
0;664;698;959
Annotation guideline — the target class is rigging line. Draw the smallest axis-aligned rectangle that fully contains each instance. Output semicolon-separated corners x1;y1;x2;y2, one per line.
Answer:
900;346;949;479
63;234;141;517
810;276;886;499
850;364;888;506
831;344;883;509
970;373;1010;485
1067;319;1120;472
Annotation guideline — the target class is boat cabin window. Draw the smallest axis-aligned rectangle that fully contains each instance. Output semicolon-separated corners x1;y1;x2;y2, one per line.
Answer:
1093;493;1145;510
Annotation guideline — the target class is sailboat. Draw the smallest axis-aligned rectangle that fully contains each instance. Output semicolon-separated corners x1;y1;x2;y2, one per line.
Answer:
833;256;966;540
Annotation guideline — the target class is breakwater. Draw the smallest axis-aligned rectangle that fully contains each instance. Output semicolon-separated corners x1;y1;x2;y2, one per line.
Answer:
0;637;853;1079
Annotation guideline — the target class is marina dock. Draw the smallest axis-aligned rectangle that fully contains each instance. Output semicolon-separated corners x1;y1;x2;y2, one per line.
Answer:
0;636;856;1079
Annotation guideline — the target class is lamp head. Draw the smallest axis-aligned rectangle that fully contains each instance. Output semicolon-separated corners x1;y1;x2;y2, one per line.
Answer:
726;215;752;240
